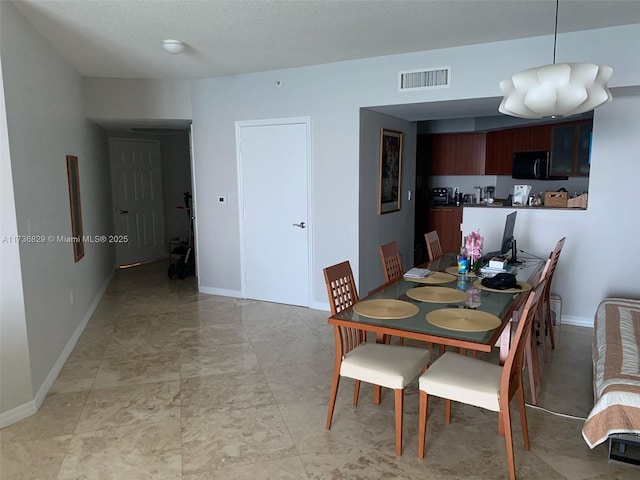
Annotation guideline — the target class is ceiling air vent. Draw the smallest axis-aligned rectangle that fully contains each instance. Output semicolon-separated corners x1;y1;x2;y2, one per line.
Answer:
398;67;451;92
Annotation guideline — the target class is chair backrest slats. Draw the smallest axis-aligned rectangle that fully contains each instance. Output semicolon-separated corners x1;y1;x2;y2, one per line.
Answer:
324;261;365;357
323;261;359;315
424;230;443;261
379;241;404;283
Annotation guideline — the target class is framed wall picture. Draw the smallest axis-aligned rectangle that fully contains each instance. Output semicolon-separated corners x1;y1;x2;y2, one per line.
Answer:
378;128;403;214
66;155;84;262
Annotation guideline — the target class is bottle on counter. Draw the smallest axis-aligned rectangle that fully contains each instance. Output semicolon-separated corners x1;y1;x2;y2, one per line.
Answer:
457;245;469;274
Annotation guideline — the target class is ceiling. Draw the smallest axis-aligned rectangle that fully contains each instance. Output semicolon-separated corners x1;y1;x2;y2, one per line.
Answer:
12;0;640;125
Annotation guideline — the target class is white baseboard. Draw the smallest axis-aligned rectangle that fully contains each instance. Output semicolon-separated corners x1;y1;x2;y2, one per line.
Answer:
198;286;242;298
559;315;593;328
0;400;37;429
0;269;114;429
199;287;329;313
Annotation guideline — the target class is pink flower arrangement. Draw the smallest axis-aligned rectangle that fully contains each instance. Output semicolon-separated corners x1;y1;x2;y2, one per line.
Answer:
465;231;484;261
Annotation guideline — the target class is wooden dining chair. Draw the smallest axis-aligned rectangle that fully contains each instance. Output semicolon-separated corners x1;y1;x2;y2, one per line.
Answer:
378;241;407;346
424;230;443;261
538;237;566;362
418;276;546;480
379;241;404;283
518;259;552;406
323;260;430;456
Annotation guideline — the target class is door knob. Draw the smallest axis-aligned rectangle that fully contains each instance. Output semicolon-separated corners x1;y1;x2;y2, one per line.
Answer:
119;208;129;214
292;222;306;229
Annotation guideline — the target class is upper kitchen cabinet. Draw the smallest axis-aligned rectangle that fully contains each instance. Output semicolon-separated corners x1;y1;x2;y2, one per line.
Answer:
485;129;514;175
550;120;592;176
420;118;590;177
423;132;486;175
485;124;552;175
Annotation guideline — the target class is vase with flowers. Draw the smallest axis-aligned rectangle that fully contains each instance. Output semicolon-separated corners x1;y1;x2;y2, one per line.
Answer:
465;231;483;271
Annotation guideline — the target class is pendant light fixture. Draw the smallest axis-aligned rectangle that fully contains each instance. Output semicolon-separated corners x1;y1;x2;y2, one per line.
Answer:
499;0;612;119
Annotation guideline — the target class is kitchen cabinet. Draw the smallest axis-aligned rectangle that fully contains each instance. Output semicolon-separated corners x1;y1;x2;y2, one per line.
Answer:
426;132;486;175
485;129;514;175
421;119;589;177
550;120;592;176
485;124;553;175
428;206;463;254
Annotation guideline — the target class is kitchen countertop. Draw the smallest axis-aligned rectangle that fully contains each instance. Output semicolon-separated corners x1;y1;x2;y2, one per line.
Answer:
461;203;587;211
430;203;586;211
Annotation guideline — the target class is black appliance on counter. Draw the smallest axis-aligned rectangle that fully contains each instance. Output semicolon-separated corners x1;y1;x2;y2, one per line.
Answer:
431;187;451;205
512;151;568;180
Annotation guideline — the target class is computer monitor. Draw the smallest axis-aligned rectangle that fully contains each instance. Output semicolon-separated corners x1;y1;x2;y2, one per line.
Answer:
500;211;520;264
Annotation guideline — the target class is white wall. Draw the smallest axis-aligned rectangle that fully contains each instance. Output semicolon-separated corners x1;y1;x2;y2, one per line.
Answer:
0;1;115;421
84;78;192;123
0;57;33;419
190;24;640;314
359;110;416;296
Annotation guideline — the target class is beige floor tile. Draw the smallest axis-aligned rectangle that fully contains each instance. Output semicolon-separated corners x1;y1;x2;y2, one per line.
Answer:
93;350;181;388
180;342;261;379
182;456;310;480
0;391;88;443
49;359;101;394
181;404;297;475
56;421;182;480
180;371;275;416
65;325;114;363
299;446;439;480
74;380;180;434
0;435;71;480
179;323;251;348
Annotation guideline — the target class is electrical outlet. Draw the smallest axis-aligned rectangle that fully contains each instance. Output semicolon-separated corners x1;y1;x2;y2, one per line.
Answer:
70;290;74;305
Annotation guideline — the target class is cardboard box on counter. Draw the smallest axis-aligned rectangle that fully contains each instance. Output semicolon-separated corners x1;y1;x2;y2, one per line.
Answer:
567;193;588;209
544;191;568;208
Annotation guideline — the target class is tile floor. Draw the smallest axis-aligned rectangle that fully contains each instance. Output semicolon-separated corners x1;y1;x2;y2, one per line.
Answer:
1;261;638;479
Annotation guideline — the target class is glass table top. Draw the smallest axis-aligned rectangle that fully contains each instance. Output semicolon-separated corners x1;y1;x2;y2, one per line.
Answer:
331;257;544;346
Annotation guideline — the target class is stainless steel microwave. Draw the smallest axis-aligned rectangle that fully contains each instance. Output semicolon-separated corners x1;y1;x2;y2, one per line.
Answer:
512;151;568;180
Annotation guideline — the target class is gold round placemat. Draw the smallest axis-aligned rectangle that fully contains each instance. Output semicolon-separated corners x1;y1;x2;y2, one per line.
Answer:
406;286;467;303
405;272;456;284
445;266;477;278
353;299;419;319
473;279;532;294
426;308;501;332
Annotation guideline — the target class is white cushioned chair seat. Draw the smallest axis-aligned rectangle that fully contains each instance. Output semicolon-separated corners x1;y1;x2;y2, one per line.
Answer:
341;343;430;389
419;351;502;412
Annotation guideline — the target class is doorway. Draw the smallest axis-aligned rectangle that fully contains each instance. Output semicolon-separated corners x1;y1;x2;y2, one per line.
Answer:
109;138;166;267
236;117;311;306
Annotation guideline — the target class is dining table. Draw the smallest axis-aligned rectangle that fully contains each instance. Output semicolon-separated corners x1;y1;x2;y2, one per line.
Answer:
328;254;544;362
328;254;545;403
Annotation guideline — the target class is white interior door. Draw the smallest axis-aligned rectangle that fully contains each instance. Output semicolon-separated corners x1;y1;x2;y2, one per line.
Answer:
109;138;165;266
238;119;310;306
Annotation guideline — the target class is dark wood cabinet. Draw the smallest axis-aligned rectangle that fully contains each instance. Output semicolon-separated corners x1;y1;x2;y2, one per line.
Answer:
428;206;463;254
485;124;553;175
420;119;589;177
550;120;592;176
485;129;514;175
426;132;486;175
529;124;553;150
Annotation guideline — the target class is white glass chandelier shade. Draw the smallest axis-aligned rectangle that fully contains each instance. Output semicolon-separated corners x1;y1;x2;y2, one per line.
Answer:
162;39;186;55
499;62;613;119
